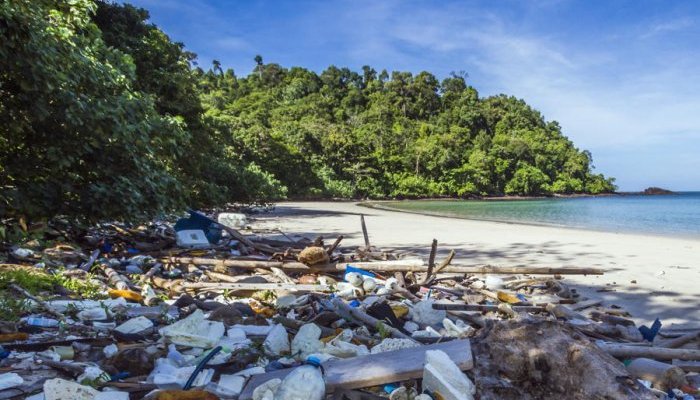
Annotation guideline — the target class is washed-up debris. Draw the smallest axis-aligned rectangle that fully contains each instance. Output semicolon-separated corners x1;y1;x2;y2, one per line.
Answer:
0;212;697;400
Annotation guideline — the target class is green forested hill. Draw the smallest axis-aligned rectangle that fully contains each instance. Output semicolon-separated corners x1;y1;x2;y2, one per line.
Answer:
0;0;615;222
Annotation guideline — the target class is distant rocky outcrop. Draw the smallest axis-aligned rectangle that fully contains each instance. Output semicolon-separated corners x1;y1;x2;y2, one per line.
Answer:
642;187;673;195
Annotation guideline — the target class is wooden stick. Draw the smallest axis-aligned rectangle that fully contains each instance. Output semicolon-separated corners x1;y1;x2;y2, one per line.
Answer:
163;257;313;271
571;299;603;311
419;239;438;286
164;256;604;275
270;267;296;284
10;284;65;321
433;303;546;313
590;311;635;327
327;235;344;255
360;215;370;249
343;261;604;275
434;249;456;274
657;331;700;349
184;282;332;292
599;343;700;361
99;264;131;290
330;297;418;343
204;270;250;283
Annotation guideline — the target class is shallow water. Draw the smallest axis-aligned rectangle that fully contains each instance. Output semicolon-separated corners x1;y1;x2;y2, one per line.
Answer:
381;192;700;238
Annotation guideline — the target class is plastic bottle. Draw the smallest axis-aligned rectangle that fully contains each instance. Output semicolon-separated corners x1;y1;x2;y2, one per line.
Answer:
23;316;60;327
273;356;325;400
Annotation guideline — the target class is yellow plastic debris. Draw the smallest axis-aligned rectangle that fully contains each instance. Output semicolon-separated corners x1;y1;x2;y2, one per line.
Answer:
108;289;144;303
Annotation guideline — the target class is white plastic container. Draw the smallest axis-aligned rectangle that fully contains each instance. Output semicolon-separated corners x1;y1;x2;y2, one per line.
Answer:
175;229;210;248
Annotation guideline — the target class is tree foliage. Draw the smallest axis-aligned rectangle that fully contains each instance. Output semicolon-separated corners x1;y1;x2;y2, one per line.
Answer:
198;60;616;199
0;0;615;223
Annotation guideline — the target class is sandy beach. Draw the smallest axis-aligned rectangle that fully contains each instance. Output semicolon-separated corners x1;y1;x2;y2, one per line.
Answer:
255;201;700;326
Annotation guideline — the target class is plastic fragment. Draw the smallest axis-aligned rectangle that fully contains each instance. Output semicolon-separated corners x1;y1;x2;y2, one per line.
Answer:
0;373;23;391
273;357;325;400
103;344;119;358
115;316;154;335
252;378;282;400
422;350;475;400
159;310;224;348
263;324;290;356
108;289;143;303
411;300;446;326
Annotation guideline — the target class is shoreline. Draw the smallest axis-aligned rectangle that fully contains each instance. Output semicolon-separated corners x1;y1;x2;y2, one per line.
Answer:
256;201;700;325
361;200;700;241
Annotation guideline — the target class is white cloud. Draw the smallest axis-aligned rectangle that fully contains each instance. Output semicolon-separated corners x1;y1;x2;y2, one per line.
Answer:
641;17;694;39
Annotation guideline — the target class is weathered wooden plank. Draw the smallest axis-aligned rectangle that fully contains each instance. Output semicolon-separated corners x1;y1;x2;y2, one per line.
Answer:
672;359;700;372
239;339;472;400
571;299;603;311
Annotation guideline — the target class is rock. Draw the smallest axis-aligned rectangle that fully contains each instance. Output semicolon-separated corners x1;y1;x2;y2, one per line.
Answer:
208;305;243;326
642;187;673;195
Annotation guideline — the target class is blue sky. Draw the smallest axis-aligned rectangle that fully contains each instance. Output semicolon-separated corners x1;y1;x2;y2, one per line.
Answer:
126;0;700;191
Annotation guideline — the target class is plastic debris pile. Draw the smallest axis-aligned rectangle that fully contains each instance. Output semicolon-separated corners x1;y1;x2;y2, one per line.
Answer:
0;211;697;399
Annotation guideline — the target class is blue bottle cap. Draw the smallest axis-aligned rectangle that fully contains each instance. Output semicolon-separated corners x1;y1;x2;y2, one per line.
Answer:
306;355;322;367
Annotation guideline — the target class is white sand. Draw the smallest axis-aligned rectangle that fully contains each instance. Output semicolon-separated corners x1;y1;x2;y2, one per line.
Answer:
254;201;700;326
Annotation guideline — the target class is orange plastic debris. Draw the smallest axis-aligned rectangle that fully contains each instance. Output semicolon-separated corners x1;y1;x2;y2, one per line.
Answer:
497;291;522;304
249;299;275;318
108;289;144;303
0;332;29;342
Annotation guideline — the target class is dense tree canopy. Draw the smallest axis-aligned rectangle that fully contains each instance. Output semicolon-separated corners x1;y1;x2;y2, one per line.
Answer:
0;0;615;223
197;59;615;199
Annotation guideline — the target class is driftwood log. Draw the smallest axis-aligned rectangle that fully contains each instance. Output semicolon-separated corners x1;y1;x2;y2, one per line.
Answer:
163;256;604;275
599;342;700;361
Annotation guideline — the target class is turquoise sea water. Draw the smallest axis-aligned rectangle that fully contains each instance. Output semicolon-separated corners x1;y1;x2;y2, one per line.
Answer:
381;192;700;238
